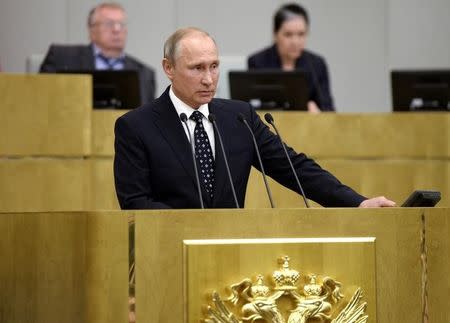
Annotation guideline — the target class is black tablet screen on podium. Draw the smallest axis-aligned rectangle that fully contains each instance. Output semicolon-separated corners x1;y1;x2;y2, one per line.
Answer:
391;70;450;112
229;70;308;110
57;70;141;109
401;190;441;207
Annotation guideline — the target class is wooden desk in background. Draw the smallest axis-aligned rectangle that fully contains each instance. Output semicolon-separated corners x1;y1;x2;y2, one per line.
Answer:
0;73;449;211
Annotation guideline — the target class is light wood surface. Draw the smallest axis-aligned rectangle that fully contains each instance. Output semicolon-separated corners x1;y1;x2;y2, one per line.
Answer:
91;110;126;157
1;208;448;322
426;208;450;322
263;112;450;158
0;211;127;323
89;158;120;210
0;158;90;211
90;111;450;159
135;208;425;322
0;212;87;322
85;212;128;323
246;159;450;208
0;74;91;156
0;74;448;211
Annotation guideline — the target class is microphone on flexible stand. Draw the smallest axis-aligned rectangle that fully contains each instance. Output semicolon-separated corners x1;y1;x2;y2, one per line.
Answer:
264;113;310;208
237;113;275;208
208;113;240;208
180;113;204;209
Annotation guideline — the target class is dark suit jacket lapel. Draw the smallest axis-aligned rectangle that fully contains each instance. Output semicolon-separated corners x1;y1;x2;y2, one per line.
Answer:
124;56;137;69
151;89;210;206
209;100;235;206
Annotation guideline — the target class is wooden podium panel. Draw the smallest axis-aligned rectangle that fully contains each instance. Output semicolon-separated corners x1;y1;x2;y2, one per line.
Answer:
0;158;90;211
0;74;91;156
89;158;120;210
263;112;450;159
0;211;128;323
91;111;450;159
84;212;129;323
246;159;450;208
91;110;126;157
0;212;87;322
135;208;424;322
1;209;449;322
426;208;450;322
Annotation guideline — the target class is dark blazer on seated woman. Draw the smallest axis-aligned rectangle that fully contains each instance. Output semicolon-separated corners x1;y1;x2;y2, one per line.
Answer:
248;45;334;111
40;44;156;105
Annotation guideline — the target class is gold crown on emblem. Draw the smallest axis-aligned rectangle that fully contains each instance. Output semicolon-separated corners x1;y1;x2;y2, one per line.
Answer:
250;275;270;298
303;274;323;297
273;256;300;291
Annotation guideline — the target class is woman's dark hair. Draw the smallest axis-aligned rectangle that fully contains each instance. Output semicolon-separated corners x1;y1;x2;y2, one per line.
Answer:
273;3;309;33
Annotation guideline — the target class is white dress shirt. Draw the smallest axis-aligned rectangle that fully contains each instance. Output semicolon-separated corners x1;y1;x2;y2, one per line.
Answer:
169;87;216;157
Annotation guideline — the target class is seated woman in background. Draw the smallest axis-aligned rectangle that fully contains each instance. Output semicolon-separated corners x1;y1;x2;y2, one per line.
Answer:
248;3;335;112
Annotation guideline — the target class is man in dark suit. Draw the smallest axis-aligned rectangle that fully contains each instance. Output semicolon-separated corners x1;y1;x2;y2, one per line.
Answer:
40;2;155;104
114;27;395;209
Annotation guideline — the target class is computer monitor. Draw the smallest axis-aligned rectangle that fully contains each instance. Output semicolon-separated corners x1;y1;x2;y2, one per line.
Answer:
56;70;141;109
391;70;450;112
229;70;308;110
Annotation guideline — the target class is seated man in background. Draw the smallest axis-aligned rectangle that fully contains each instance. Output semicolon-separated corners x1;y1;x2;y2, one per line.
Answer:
40;2;155;105
248;3;334;113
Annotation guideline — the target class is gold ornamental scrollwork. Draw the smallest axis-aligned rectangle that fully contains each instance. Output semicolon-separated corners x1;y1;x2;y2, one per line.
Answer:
204;256;368;323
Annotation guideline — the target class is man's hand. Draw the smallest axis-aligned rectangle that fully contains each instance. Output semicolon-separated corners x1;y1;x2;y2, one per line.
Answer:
359;196;396;208
307;101;321;114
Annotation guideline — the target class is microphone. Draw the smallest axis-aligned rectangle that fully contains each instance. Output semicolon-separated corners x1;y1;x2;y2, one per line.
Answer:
180;113;204;209
208;114;240;208
264;113;310;208
237;113;275;208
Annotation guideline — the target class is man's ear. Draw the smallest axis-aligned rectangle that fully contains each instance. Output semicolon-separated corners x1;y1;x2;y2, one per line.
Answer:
162;58;174;81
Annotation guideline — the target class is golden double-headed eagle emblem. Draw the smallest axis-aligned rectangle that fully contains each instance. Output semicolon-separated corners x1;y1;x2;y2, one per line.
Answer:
204;256;368;323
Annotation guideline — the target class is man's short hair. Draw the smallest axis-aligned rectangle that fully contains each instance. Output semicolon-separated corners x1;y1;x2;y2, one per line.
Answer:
163;27;215;63
87;2;125;27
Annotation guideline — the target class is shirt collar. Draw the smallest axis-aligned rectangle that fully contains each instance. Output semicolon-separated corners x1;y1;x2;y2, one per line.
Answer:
92;43;126;60
169;86;209;119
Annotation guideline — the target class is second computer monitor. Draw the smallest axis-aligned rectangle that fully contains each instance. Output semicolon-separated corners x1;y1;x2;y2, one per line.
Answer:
391;70;450;112
229;70;308;110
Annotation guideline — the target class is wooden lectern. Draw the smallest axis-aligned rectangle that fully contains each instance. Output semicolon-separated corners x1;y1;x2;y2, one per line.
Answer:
1;208;450;322
132;208;432;323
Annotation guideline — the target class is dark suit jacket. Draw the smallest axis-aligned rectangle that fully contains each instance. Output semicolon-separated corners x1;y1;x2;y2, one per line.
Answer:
114;87;365;209
40;44;156;104
248;45;334;111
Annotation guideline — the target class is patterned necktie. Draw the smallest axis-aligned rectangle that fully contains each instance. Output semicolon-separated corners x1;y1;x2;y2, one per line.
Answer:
97;53;123;70
190;111;215;199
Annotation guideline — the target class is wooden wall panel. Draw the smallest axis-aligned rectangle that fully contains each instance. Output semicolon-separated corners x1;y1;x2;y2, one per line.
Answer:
0;74;91;156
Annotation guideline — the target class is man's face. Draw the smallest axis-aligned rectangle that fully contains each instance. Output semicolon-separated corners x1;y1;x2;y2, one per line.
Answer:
163;34;219;109
274;16;308;61
89;7;127;53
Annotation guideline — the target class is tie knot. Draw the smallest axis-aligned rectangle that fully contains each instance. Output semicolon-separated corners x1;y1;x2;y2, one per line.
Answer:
190;111;204;123
97;53;124;69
